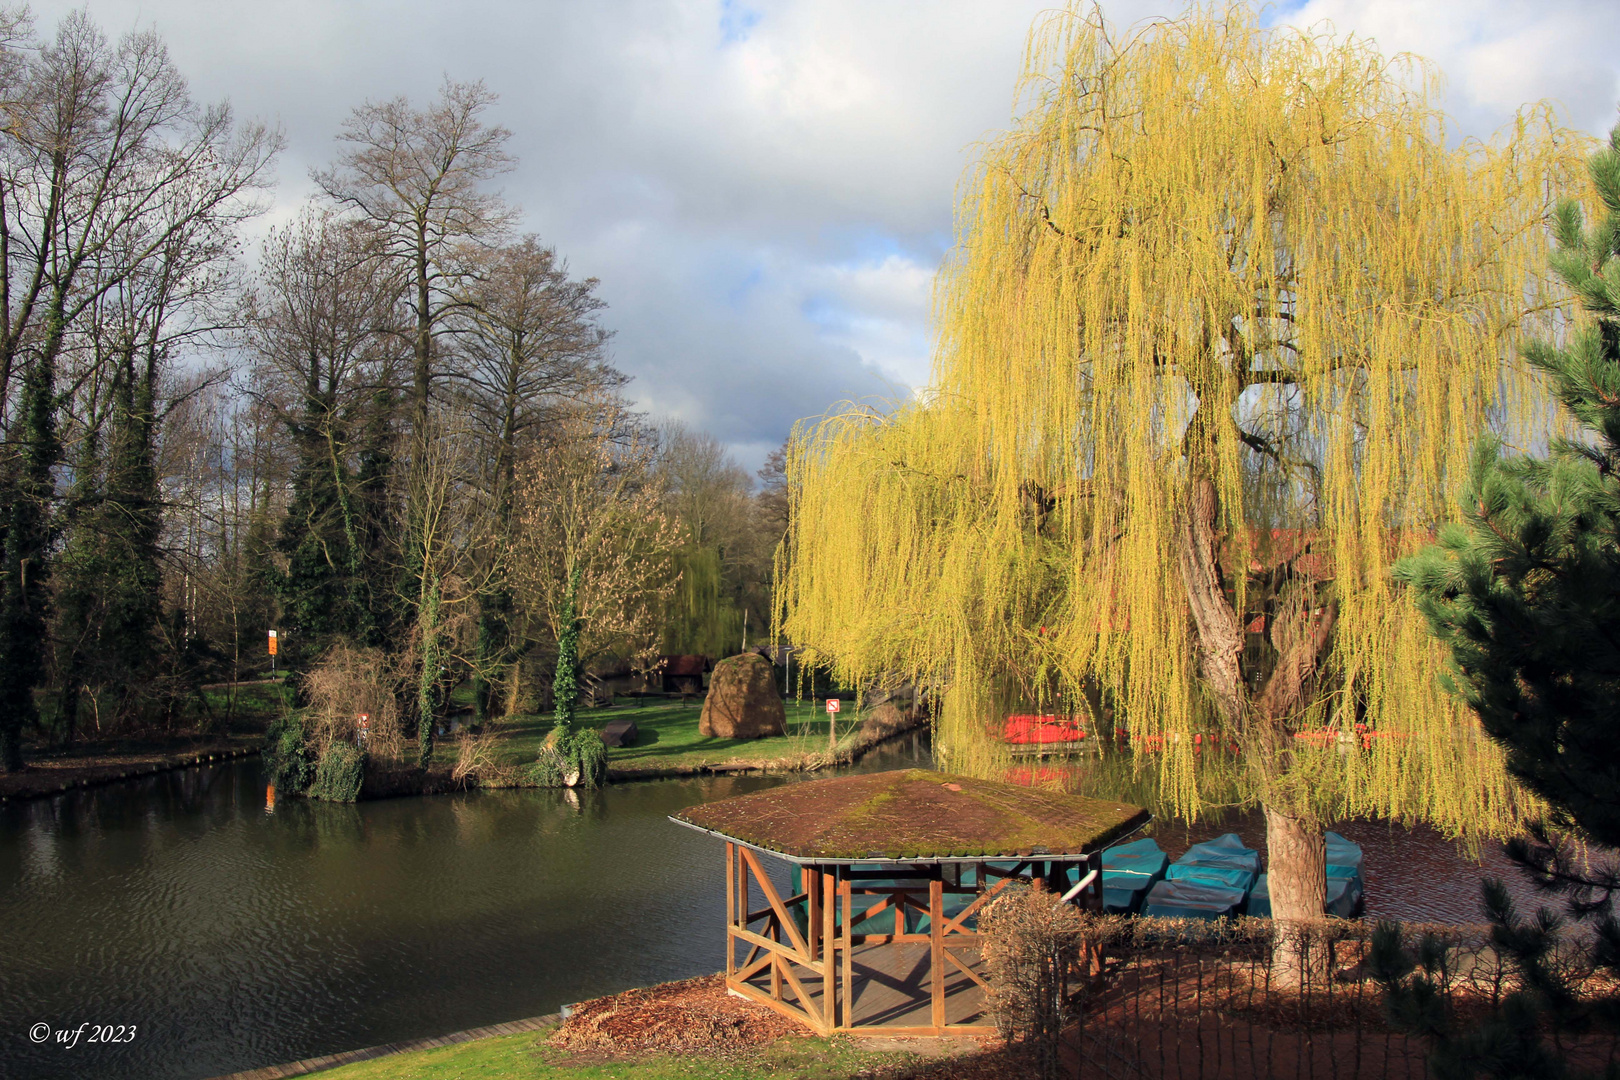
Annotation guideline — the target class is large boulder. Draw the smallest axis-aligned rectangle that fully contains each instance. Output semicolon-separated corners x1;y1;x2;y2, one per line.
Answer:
700;653;785;739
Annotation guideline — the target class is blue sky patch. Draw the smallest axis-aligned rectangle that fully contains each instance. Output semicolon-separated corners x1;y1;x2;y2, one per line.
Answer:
720;0;762;45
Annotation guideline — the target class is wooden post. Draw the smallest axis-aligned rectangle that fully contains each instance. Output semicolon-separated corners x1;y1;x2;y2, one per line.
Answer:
725;842;736;978
822;868;836;1031
930;876;945;1030
807;863;820;963
841;874;852;1029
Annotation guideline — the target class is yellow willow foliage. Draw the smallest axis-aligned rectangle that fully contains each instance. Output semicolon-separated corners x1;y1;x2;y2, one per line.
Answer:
779;4;1592;840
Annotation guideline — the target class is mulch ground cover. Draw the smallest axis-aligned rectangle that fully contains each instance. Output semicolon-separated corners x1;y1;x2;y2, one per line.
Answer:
546;974;1021;1077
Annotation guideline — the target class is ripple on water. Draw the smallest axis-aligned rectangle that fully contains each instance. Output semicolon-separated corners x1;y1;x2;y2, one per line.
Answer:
0;737;1564;1080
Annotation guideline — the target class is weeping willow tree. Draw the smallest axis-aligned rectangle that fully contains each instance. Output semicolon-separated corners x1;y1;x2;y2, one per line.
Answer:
780;3;1587;941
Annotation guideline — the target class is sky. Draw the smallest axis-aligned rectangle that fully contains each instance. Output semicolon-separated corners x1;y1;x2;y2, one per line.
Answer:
22;0;1620;474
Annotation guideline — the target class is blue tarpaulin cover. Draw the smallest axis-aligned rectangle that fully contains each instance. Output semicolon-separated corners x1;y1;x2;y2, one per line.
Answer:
1165;833;1259;892
1326;832;1364;894
1246;873;1359;919
1141;878;1246;920
1101;838;1168;913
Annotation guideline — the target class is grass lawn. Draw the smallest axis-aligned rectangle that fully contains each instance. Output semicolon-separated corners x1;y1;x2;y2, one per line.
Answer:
482;701;867;776
312;1029;925;1080
197;679;293;723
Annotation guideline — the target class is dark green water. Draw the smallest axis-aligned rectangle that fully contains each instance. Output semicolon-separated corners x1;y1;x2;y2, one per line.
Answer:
0;735;929;1080
1;730;1531;1080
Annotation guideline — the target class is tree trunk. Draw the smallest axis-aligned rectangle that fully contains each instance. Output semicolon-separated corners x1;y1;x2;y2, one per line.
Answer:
416;577;441;768
1265;804;1328;988
1176;474;1245;727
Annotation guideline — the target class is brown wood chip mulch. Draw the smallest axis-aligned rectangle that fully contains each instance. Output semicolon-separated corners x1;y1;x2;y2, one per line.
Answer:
546;974;1022;1077
548;974;803;1055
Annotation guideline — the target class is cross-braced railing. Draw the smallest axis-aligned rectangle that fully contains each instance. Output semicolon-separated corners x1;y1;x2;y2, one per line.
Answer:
722;842;1104;1036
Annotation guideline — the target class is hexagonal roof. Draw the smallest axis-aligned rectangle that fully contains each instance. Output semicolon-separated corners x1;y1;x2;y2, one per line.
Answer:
671;768;1150;863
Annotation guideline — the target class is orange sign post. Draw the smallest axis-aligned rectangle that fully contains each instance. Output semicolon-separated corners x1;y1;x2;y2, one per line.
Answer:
268;629;279;676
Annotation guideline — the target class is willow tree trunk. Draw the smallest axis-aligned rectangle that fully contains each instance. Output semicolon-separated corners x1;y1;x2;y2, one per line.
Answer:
1179;472;1334;987
1264;805;1328;985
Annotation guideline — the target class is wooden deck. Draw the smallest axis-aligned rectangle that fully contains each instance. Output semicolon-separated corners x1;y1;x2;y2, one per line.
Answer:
737;940;988;1032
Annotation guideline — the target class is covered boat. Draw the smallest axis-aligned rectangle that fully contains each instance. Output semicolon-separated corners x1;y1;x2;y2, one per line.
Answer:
1244;832;1365;918
1141;878;1247;920
1100;838;1168;914
1164;833;1259;892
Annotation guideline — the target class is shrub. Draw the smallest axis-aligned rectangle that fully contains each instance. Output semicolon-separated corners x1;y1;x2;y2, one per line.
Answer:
530;723;608;789
264;713;313;794
302;643;405;761
979;882;1086;1080
308;743;366;802
452;730;500;784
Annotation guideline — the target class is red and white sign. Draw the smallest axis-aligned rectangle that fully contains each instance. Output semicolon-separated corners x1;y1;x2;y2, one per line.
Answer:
268;629;278;656
825;699;840;715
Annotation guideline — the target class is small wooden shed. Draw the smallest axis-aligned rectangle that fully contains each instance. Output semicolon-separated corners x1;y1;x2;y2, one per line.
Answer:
671;768;1149;1036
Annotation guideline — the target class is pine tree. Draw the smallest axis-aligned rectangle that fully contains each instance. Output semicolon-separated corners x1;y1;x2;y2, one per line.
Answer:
1398;124;1620;858
1389;124;1620;1078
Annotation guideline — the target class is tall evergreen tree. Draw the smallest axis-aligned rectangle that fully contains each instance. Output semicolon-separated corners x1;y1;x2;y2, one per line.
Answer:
1398;123;1620;860
0;348;60;769
53;350;164;738
1389;124;1620;1079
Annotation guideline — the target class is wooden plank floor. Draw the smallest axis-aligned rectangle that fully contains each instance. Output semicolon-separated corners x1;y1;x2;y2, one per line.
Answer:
740;942;987;1030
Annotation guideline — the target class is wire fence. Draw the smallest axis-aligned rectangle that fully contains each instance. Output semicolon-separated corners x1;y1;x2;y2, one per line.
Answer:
1044;917;1620;1080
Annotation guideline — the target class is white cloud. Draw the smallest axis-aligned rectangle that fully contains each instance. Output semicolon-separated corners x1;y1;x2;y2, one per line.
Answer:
21;0;1620;473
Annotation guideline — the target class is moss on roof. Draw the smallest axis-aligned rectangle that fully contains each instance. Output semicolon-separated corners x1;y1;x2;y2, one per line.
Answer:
672;768;1149;861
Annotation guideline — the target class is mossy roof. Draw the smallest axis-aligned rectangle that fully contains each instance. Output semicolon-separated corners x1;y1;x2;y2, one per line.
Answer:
671;768;1150;862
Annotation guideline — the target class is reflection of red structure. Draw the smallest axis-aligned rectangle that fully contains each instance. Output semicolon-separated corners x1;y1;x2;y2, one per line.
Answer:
1294;723;1408;750
1002;714;1086;745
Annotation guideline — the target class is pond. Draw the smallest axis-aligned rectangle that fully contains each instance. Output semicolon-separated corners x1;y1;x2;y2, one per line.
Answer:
0;733;1538;1080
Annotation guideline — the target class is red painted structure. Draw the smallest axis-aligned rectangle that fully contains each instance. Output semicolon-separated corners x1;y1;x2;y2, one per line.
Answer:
1001;714;1086;745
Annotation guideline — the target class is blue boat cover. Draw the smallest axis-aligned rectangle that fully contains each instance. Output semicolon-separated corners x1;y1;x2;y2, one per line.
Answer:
1325;832;1364;893
1142;878;1245;920
1165;833;1259;892
1101;838;1168;914
1246;874;1359;919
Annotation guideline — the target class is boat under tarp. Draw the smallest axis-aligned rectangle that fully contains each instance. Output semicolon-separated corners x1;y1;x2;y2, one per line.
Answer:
1326;831;1364;896
1101;838;1168;914
1141;877;1247;919
1164;833;1259;892
1245;873;1359;919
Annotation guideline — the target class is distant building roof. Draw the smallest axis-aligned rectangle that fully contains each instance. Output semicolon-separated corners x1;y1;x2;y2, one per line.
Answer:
671;768;1149;863
660;654;710;676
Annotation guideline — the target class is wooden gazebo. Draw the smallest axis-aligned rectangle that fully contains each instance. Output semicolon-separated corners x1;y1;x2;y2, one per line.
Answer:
671;768;1149;1036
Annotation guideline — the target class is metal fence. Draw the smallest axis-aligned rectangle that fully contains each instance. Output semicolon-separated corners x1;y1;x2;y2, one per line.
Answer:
1053;917;1619;1080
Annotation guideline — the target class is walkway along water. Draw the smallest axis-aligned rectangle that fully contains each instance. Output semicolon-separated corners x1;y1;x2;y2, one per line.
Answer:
0;731;1543;1080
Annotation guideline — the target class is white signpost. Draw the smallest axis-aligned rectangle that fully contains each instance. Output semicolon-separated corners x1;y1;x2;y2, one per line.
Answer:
826;698;840;751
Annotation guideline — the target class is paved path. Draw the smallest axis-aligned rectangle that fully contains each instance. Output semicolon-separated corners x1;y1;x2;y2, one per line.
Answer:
205;1013;561;1080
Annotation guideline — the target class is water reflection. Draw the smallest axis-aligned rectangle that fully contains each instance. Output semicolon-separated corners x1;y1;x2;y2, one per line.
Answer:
0;736;929;1080
0;728;1529;1080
